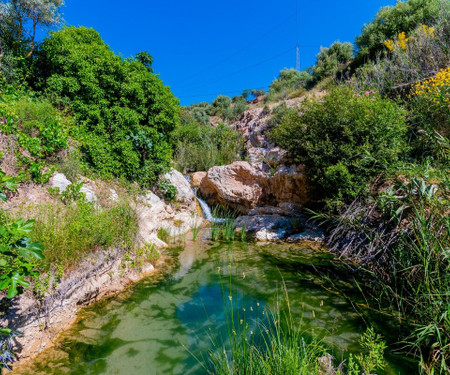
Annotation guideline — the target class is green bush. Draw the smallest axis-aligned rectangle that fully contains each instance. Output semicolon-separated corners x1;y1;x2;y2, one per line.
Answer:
0;170;44;299
173;112;245;173
34;26;179;185
267;68;312;101
354;0;442;65
270;86;408;204
313;41;353;81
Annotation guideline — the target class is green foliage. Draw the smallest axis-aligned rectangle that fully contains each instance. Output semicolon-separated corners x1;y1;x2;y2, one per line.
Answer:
313;41;353;81
374;176;450;372
348;328;387;375
158;179;178;201
157;228;170;243
56;152;85;182
0;169;19;202
267;68;312;101
0;170;43;299
28;197;137;271
208;284;386;375
209;95;232;117
354;0;442;64
35;26;180;185
0;88;69;183
135;51;153;73
173;112;245;173
352;13;450;99
0;0;64;84
270;86;408;205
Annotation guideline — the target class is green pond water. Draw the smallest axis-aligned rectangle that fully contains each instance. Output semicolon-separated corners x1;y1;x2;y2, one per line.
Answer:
18;238;415;374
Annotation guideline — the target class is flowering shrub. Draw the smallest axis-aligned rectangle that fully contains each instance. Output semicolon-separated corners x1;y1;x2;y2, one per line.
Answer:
411;67;450;138
384;25;435;52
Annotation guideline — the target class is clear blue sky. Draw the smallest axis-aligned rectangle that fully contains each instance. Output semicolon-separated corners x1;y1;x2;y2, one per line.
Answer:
59;0;397;105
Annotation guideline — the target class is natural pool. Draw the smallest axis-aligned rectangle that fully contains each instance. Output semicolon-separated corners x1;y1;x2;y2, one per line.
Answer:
17;237;415;374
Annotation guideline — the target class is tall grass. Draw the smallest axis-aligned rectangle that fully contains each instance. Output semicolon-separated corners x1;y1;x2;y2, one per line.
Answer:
205;283;387;375
22;198;137;271
209;206;247;242
320;176;450;373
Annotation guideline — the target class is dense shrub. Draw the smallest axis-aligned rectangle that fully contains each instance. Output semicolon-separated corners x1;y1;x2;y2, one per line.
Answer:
35;26;180;185
354;0;442;65
270;86;408;204
207;94;248;124
312;41;354;81
267;68;312;101
173;112;245;173
209;95;232;117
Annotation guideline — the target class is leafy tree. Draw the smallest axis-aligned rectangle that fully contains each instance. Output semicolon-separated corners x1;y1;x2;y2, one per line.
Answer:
136;51;153;73
354;0;442;64
0;0;63;82
35;26;180;184
209;94;232;117
267;68;312;100
312;41;353;81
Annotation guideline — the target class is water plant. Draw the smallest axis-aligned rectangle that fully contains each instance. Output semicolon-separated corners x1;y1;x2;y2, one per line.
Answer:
205;277;388;375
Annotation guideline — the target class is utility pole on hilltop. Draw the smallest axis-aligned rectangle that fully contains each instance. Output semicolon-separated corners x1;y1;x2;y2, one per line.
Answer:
295;0;300;71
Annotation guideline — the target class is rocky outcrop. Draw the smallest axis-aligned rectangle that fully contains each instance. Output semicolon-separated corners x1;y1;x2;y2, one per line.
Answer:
190;171;207;187
234;206;324;243
199;161;309;214
1;247;163;366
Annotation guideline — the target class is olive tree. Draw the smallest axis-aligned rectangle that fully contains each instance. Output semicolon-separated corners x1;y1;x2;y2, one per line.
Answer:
0;0;63;82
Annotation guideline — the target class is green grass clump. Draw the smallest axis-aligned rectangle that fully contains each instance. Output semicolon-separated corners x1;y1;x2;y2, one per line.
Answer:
206;286;387;375
27;198;137;271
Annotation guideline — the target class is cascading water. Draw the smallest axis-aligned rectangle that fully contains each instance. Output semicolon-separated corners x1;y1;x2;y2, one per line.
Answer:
192;186;226;223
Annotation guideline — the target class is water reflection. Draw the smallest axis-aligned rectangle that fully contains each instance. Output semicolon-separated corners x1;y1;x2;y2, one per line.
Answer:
16;240;414;375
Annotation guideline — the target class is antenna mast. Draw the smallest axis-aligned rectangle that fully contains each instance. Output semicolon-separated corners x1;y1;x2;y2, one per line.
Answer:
295;0;300;70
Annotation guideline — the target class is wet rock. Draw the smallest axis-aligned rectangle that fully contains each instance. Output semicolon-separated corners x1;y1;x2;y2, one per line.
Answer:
248;202;303;217
235;213;323;243
286;229;324;243
234;214;291;241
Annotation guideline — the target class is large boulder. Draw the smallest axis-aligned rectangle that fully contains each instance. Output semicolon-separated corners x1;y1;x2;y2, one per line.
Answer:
199;161;268;213
199;161;309;214
190;171;207;187
269;165;309;203
162;169;196;207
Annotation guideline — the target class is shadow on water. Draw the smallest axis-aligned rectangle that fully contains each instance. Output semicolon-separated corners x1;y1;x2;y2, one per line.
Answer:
16;237;416;375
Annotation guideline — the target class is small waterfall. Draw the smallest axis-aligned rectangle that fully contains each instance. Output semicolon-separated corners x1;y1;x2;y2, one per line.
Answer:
193;187;226;223
184;174;227;223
